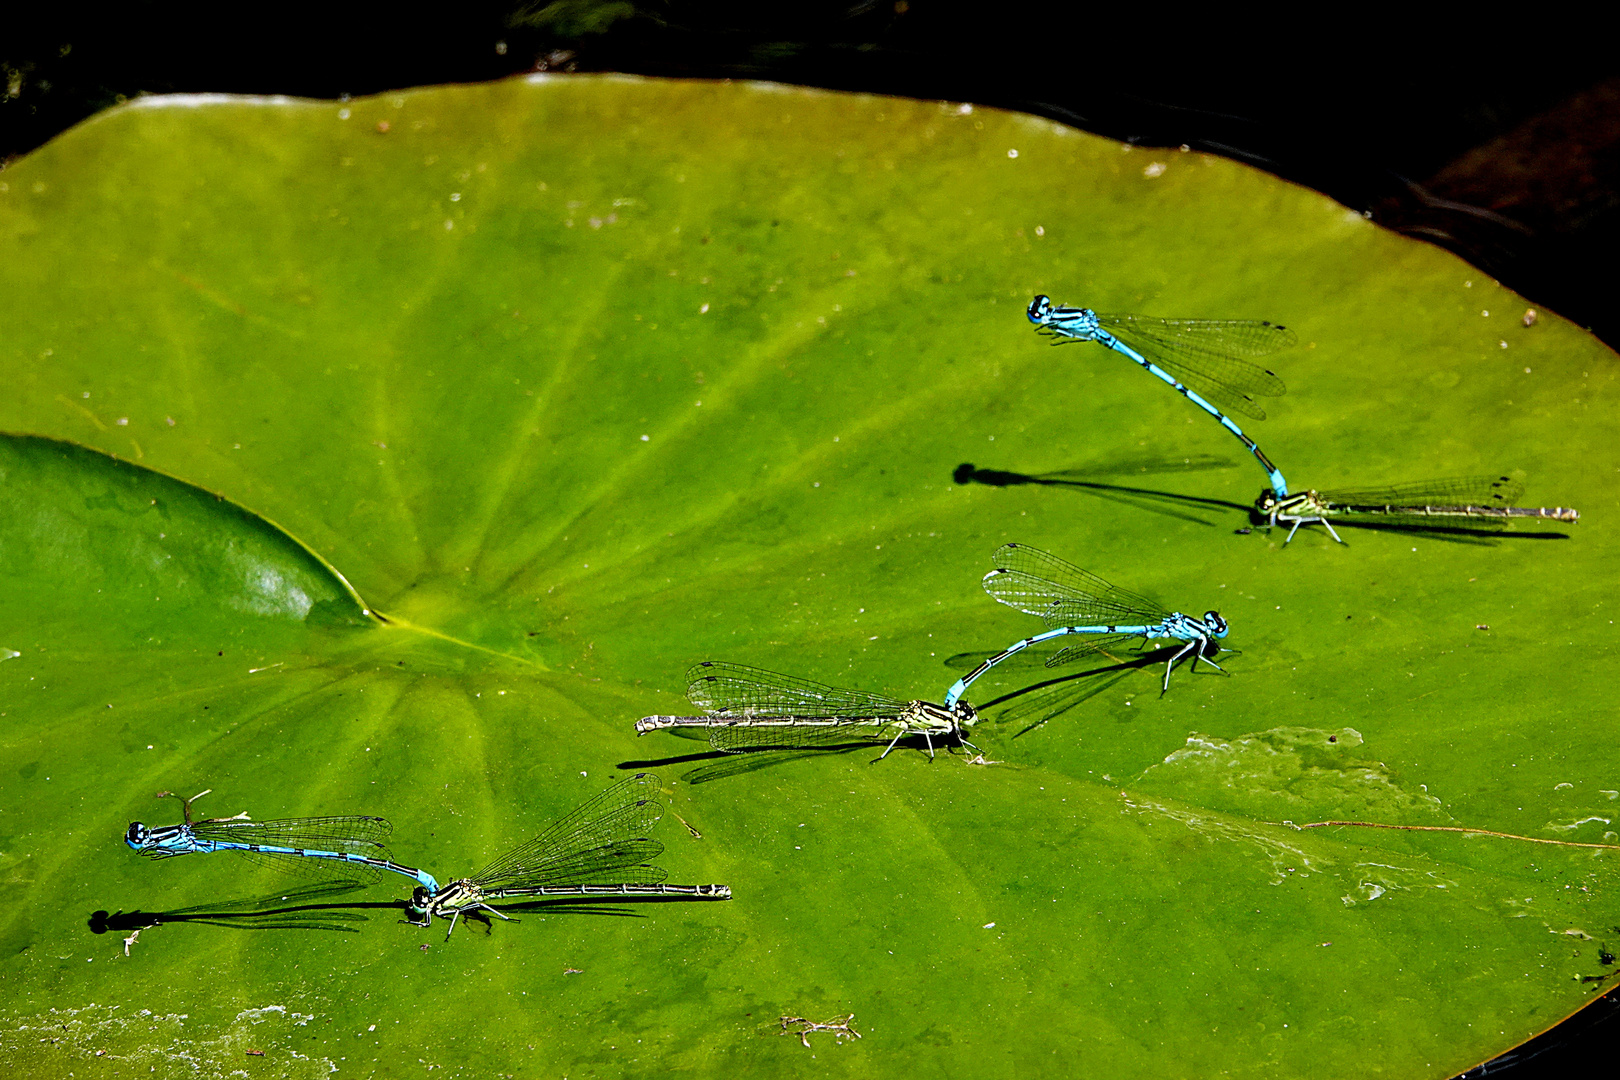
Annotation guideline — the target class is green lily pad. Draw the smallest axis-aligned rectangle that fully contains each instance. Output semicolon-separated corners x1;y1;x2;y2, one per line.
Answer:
2;77;1616;1078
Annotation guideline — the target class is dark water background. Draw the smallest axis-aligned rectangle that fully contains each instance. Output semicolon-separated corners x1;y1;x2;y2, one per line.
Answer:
3;5;1616;1075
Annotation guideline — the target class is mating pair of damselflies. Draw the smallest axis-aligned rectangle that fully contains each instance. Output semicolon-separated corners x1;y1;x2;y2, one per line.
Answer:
637;544;1228;758
125;774;730;939
1026;295;1579;542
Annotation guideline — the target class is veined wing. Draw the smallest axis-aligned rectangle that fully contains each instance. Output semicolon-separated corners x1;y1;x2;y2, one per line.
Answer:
470;774;665;889
686;661;911;718
1320;475;1524;509
189;815;394;857
234;852;385;884
706;718;902;753
480;839;670;892
985;571;1166;629
1099;314;1297;360
984;543;1168;627
1044;633;1151;669
1098;314;1291;420
181;816;394;883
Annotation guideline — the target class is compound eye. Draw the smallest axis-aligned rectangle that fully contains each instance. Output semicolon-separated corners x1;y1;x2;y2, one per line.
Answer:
1027;295;1050;320
125;823;145;844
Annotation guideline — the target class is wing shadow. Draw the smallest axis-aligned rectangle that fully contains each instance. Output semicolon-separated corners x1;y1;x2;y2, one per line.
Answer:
954;643;1226;736
954;459;1249;526
88;881;389;937
623;735;974;784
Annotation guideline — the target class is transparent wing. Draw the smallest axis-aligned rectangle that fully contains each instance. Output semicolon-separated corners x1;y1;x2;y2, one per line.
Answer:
1044;634;1147;669
179;816;394;883
1319;475;1524;509
1098;314;1291;420
188;816;393;857
485;839;670;893
1099;314;1298;360
706;719;900;753
471;774;666;890
686;661;911;718
233;851;382;884
983;544;1168;627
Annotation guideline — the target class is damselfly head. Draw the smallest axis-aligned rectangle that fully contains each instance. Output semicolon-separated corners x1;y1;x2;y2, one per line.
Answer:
1027;294;1053;323
1253;489;1279;514
952;701;980;727
124;822;149;849
1203;612;1229;638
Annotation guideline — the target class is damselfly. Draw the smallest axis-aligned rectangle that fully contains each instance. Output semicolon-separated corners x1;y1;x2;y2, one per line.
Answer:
1254;475;1580;544
404;773;730;938
944;543;1230;703
1027;294;1295;499
124;789;439;892
637;661;979;759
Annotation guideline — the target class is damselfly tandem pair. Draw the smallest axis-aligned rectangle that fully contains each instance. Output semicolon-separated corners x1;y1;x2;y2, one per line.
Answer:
125;776;730;938
1028;294;1579;542
637;544;1228;755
